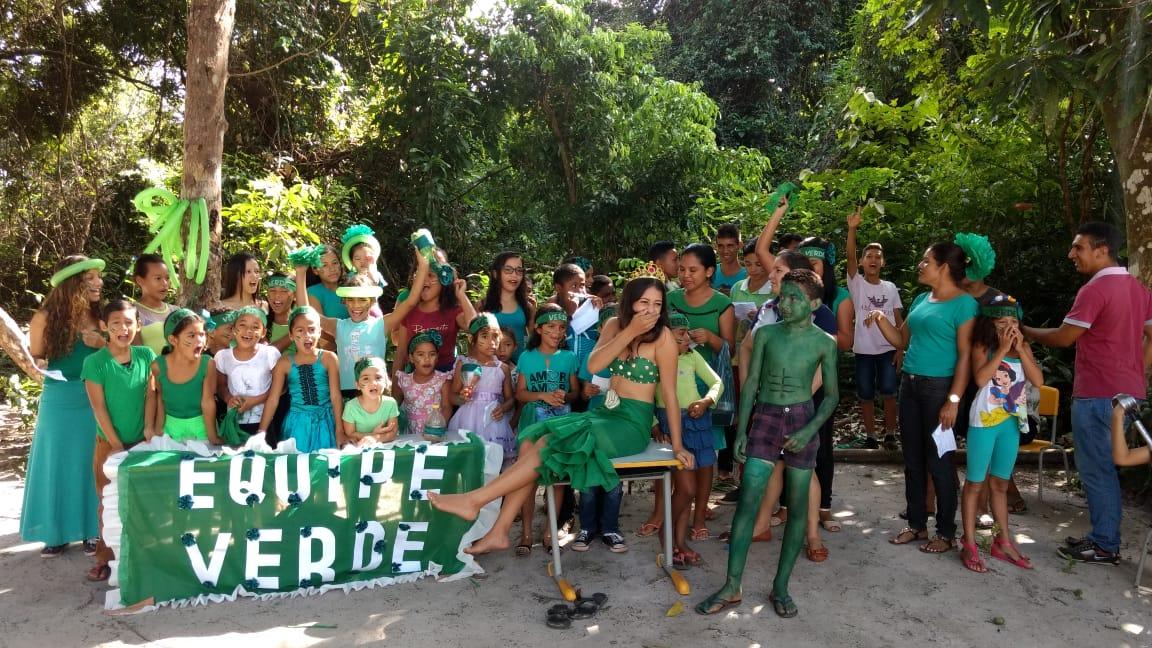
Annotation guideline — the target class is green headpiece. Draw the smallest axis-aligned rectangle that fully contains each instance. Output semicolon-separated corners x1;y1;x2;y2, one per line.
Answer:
341;224;380;271
535;309;569;326
954;232;996;281
408;330;443;353
799;245;826;262
598;303;618;327
265;275;296;293
335;285;384;299
50;258;105;288
288;305;319;326
354;356;388;381
207;309;236;332
469;313;500;335
669;310;690;329
980;293;1022;319
233;306;267;327
287;245;326;269
163;308;200;350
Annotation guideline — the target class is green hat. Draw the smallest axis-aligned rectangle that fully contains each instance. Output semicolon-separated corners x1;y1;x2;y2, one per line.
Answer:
288;305;319;326
669;310;690;329
980;293;1022;319
954;232;996;281
50;257;105;288
340;224;381;271
468;313;500;335
335;285;384;299
163;308;201;352
408;330;443;353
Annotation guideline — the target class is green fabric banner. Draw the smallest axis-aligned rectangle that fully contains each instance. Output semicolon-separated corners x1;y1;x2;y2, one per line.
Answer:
104;435;494;610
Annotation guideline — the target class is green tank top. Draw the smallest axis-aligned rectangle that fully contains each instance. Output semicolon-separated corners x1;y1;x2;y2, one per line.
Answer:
159;354;210;418
51;337;100;381
610;356;659;384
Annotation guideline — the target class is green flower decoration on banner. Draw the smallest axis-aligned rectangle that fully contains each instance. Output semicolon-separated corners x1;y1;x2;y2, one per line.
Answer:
355;520;368;532
245;493;260;507
180;453;195;462
244;578;260;590
398;523;410;532
287;492;302;506
245;528;260;541
299;578;311;588
131;187;210;291
300;526;312;538
202;580;215;589
416;445;428;454
360;475;374;486
243;450;256;458
327;467;340;478
181;533;196;547
410;490;424;501
374;539;387;554
391;562;403;573
177;495;193;510
288;245;326;269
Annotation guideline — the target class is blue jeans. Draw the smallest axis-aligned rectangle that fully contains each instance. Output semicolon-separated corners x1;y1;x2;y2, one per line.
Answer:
1072;397;1123;552
579;484;623;535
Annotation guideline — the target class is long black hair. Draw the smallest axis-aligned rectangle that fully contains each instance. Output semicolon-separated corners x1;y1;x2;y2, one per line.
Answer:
222;252;257;301
797;236;837;306
526;303;569;351
481;251;535;317
617;277;669;346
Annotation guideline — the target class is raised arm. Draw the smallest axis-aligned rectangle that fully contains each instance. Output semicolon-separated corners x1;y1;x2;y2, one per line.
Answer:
845;208;860;280
754;194;790;274
385;250;430;333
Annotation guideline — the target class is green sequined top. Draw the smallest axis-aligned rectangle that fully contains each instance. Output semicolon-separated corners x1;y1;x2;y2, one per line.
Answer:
609;356;659;384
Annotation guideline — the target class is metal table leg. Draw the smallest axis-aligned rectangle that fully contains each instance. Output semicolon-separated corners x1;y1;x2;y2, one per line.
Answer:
545;485;577;601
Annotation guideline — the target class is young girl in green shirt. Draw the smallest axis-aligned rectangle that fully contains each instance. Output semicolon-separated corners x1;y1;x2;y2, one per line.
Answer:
153;309;221;444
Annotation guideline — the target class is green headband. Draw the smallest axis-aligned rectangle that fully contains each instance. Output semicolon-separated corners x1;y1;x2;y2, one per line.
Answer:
598;304;618;327
954;232;996;281
164;308;200;341
535;309;569;326
207;310;236;331
335;285;384;299
50;258;105;288
233;306;267;327
980;294;1022;319
469;313;500;335
354;356;387;381
408;330;443;352
340;224;380;271
669;311;690;329
288;305;319;325
799;246;826;262
265;275;296;292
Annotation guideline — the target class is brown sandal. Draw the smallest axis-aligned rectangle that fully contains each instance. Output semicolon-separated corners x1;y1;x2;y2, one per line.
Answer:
919;535;954;554
889;527;929;545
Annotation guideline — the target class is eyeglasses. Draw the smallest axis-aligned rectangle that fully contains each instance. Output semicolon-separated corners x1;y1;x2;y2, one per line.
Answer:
501;266;526;276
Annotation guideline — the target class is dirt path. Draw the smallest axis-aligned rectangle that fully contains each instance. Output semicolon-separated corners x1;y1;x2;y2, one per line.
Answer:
1;452;1149;647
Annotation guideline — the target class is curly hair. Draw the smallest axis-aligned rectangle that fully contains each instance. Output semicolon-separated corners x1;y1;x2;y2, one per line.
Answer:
41;254;102;361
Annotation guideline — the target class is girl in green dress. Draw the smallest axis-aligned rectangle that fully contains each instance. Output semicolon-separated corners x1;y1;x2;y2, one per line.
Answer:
430;278;696;555
153;309;221;444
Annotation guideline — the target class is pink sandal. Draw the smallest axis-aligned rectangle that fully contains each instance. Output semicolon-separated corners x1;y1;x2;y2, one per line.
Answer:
990;537;1033;569
960;540;987;573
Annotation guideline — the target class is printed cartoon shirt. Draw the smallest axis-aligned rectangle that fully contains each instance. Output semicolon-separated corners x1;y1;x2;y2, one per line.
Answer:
969;355;1028;430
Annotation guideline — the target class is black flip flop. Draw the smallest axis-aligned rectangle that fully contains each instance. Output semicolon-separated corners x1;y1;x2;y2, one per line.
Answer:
514;543;532;557
769;592;798;618
571;592;608;619
546;604;573;629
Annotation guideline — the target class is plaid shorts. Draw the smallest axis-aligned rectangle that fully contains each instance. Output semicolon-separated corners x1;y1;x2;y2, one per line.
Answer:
746;400;818;469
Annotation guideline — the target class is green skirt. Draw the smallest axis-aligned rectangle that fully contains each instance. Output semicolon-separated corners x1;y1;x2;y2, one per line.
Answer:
517;397;652;491
165;414;207;442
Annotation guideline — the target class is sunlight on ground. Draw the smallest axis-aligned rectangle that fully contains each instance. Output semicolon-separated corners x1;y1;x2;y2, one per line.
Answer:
752;604;764;614
586;624;600;636
1014;532;1036;545
0;541;39;555
833;510;854;519
1121;622;1144;635
872;480;889;486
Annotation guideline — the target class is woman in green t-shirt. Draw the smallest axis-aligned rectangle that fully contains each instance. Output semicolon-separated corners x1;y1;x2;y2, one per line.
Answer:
667;243;735;540
869;241;978;555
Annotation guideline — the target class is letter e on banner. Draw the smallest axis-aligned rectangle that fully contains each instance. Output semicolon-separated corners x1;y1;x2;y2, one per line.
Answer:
179;459;216;509
245;528;283;589
393;521;428;573
410;444;448;498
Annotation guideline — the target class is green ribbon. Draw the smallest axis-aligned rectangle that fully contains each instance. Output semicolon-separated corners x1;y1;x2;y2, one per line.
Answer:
132;187;210;291
764;181;798;214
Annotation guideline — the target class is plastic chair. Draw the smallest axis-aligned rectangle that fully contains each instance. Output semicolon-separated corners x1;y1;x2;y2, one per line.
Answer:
1017;385;1069;502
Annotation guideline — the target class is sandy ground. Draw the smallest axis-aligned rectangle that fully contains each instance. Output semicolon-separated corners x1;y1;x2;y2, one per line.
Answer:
1;453;1151;648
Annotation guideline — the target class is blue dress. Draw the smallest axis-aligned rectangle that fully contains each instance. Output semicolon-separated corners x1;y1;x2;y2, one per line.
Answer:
20;339;100;545
493;305;527;362
281;352;336;451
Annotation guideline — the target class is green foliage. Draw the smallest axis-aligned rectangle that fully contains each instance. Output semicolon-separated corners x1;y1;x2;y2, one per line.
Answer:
1;373;42;430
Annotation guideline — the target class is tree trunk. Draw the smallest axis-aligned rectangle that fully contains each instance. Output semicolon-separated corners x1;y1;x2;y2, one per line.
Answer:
179;0;236;308
1101;100;1152;285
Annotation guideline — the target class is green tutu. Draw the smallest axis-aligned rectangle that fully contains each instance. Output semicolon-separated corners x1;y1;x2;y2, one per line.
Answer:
517;397;652;491
164;414;208;442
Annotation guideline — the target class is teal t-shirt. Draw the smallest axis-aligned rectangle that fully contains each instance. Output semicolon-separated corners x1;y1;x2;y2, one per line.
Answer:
902;292;979;377
308;283;350;319
81;345;157;444
831;285;851;316
712;265;747;291
335;317;388;390
518;348;578;394
342;395;400;435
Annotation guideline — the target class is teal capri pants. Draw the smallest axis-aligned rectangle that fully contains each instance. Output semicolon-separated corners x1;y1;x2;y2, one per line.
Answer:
965;418;1019;482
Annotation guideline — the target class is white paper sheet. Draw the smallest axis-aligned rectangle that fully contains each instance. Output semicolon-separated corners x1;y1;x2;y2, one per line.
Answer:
932;425;956;457
732;301;758;322
36;366;66;381
569;299;600;335
591;374;611;390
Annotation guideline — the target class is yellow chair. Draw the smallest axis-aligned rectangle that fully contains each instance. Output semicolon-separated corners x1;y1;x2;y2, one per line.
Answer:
1017;385;1070;502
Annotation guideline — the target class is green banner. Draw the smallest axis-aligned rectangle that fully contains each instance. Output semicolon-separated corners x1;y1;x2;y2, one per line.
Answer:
103;435;496;610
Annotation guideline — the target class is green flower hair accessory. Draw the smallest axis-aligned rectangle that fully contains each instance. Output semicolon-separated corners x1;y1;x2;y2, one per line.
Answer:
233;306;267;327
954;232;996;281
265;275;296;292
335;285;384;299
287;245;326;269
163;308;201;351
468;312;500;336
568;256;592;272
49;257;105;288
669;310;690;329
341;224;380;271
408;330;443;353
980;293;1022;319
598;303;618;327
535;309;568;326
354;356;388;381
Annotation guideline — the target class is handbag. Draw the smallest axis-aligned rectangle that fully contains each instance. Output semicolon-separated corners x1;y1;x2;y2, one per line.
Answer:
708;342;736;427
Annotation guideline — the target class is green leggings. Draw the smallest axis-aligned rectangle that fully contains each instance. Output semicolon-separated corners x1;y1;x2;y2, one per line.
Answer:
965;418;1019;482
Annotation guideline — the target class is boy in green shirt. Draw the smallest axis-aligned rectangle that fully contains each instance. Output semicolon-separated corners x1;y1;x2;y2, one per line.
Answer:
81;299;157;582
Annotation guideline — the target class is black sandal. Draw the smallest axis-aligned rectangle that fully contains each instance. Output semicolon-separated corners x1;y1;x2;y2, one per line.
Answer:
546;604;573;629
571;593;608;619
769;592;798;618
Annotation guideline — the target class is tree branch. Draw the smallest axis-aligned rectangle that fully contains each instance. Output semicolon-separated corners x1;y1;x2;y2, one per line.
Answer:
228;12;351;78
0;48;162;93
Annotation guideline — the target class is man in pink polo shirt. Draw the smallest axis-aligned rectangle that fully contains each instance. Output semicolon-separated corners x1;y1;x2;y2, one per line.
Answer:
1024;222;1152;565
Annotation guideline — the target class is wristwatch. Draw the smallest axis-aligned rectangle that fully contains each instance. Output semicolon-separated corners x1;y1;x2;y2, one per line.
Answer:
947;394;961;404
